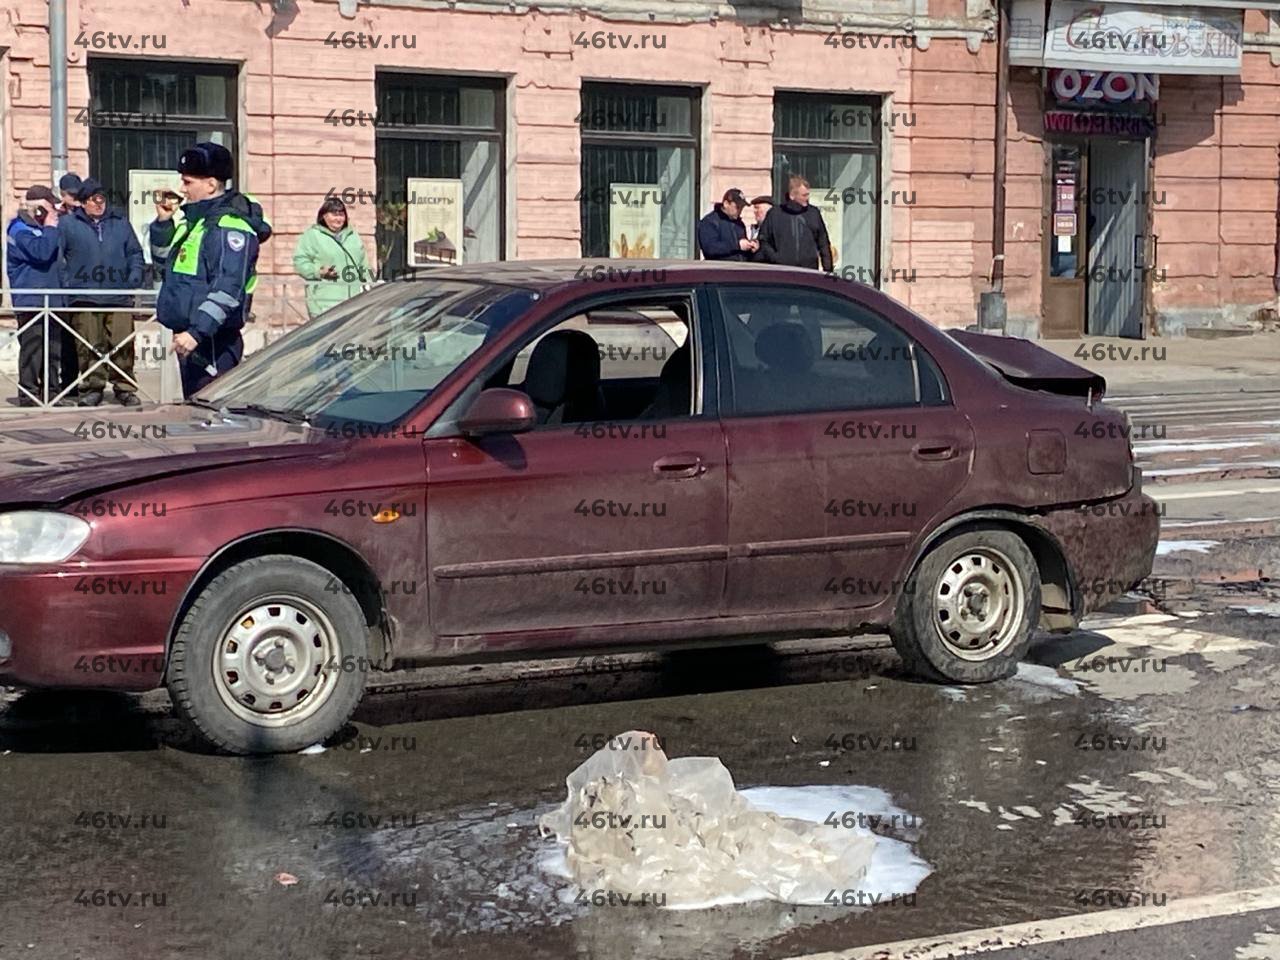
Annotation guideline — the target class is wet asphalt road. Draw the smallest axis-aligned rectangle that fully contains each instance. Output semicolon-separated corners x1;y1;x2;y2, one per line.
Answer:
2;541;1279;960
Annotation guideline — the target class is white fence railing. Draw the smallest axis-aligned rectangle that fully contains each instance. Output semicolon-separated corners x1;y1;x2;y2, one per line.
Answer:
0;280;313;408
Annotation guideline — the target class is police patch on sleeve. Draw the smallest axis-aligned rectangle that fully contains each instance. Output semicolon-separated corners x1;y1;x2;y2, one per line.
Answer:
227;231;246;252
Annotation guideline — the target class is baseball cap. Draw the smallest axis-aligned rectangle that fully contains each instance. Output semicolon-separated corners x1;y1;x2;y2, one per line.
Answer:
25;185;59;204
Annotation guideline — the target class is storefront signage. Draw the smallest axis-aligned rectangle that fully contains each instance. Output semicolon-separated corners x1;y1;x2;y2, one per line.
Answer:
1054;213;1078;237
810;193;845;270
1043;1;1243;75
1049;69;1158;106
1044;110;1158;136
406;178;464;266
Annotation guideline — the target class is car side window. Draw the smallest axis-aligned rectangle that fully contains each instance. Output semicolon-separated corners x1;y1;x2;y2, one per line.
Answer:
497;297;696;429
717;286;940;416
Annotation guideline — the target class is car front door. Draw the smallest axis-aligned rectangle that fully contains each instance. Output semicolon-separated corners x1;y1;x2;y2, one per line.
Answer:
712;283;975;617
422;288;728;643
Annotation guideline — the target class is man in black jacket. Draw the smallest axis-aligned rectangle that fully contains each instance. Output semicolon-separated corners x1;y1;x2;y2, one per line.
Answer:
757;176;833;271
696;188;756;261
59;178;144;406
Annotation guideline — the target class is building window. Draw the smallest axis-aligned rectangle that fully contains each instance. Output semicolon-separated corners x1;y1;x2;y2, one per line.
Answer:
772;93;881;279
579;83;699;260
374;73;505;278
87;58;237;262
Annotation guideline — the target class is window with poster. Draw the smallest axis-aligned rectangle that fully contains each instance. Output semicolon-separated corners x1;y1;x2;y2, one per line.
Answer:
86;59;237;269
579;83;699;260
772;93;882;280
374;73;506;278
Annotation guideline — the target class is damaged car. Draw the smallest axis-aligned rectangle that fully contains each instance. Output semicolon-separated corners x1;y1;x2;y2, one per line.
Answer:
0;261;1158;753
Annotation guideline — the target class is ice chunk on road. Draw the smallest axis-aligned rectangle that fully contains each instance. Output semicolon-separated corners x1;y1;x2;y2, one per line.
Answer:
538;730;929;909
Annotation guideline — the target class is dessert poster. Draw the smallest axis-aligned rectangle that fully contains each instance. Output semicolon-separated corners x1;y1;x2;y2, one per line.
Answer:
608;182;660;258
406;178;464;266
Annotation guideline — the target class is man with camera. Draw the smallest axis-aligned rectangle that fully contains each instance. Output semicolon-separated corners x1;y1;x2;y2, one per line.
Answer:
5;186;66;406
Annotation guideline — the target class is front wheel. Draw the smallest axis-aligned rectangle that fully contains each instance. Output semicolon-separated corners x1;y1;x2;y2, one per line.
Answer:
167;555;369;754
890;528;1041;683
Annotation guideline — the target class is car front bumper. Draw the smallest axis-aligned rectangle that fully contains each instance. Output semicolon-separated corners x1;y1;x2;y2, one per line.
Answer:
0;558;202;690
1033;484;1161;623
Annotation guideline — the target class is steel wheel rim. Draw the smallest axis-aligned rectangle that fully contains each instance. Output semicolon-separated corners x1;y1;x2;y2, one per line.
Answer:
931;547;1025;662
212;596;340;727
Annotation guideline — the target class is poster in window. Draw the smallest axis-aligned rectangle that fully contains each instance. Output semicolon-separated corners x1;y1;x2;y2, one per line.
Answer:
406;178;465;266
128;169;184;264
809;193;844;271
608;183;660;258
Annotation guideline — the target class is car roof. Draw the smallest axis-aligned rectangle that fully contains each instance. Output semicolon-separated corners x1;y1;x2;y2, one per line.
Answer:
396;259;846;293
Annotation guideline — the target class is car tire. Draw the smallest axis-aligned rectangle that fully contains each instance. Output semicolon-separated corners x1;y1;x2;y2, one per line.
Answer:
890;527;1041;684
167;555;369;755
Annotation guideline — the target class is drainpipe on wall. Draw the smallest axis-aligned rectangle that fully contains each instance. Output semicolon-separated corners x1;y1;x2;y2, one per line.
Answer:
978;0;1010;334
50;0;68;184
1273;142;1280;302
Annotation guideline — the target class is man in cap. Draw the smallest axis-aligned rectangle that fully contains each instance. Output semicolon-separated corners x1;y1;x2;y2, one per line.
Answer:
150;142;272;397
5;186;64;405
696;188;756;262
58;177;144;406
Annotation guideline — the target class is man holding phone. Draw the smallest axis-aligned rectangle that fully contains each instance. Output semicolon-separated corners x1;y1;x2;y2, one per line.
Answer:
5;186;65;406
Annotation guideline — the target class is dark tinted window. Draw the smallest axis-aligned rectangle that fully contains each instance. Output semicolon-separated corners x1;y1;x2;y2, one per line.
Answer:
718;286;932;415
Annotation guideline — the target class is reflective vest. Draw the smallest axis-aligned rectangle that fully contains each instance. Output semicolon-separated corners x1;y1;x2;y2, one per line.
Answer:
169;202;264;294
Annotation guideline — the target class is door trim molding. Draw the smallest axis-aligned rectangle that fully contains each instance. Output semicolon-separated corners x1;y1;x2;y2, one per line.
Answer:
434;543;728;579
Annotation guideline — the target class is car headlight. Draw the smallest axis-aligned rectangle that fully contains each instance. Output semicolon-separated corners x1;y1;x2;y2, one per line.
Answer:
0;511;91;564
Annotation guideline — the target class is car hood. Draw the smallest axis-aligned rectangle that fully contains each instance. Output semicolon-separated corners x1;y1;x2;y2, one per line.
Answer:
948;329;1106;399
0;405;325;507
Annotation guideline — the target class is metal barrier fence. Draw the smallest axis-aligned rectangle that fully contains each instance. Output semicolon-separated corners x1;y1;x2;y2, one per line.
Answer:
0;281;312;409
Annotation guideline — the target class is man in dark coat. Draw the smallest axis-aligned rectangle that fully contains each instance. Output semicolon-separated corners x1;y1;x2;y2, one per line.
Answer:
697;188;756;261
757;175;834;271
5;186;64;406
59;177;144;406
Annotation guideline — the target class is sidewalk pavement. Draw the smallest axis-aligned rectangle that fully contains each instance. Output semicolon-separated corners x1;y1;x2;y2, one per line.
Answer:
1040;332;1280;397
4;331;1279;417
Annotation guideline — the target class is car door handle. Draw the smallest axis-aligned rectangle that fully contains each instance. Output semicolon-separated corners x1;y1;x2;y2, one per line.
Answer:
913;442;957;461
653;453;707;479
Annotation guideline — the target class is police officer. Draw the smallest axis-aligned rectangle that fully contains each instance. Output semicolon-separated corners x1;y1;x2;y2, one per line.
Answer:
150;142;271;398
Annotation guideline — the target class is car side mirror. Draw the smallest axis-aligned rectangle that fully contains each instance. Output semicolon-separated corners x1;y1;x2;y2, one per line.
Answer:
458;388;536;437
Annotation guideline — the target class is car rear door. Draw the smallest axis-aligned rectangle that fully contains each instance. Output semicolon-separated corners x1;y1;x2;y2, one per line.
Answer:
422;287;728;642
711;282;975;616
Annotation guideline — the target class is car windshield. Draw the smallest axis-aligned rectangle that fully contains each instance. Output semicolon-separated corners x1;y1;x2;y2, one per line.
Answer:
198;280;538;426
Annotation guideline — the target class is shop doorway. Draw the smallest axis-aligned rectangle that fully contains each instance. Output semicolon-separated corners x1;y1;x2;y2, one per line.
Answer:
1042;137;1149;339
1087;138;1147;338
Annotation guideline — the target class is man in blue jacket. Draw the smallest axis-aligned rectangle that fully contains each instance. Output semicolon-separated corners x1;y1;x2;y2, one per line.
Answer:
150;142;271;398
5;186;64;406
59;178;144;406
697;188;757;262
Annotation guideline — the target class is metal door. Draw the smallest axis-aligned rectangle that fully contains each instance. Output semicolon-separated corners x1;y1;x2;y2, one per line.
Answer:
1087;138;1147;338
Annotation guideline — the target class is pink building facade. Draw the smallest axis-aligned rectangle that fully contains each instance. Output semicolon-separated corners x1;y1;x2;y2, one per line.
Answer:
3;0;1280;338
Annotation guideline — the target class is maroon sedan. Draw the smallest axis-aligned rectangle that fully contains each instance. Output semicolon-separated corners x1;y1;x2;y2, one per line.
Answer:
0;262;1158;753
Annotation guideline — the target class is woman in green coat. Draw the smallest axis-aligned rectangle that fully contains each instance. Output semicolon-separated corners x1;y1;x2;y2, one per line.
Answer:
293;198;373;319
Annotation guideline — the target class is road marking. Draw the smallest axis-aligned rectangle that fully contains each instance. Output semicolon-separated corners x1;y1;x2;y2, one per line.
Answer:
1154;483;1280;501
785;885;1280;960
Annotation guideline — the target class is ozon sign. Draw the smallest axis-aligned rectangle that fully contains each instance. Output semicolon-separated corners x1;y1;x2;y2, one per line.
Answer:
1050;69;1159;105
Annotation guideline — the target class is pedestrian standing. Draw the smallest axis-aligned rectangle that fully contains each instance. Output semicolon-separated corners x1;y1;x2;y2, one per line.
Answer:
150;142;272;398
756;175;833;271
5;187;65;406
747;195;774;262
58;173;83;215
293;197;373;319
59;178;144;406
697;188;756;261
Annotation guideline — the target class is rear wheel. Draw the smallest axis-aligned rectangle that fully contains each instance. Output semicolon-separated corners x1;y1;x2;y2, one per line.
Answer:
890;528;1040;683
167;555;368;754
